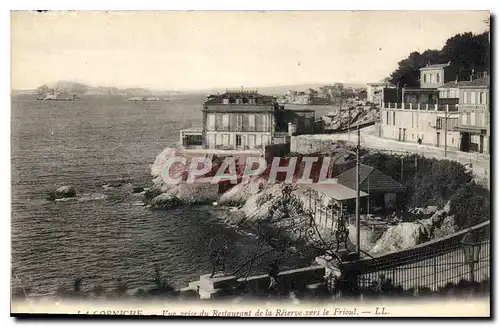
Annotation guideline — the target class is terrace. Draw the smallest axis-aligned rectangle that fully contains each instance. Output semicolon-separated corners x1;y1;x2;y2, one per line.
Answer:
382;102;459;112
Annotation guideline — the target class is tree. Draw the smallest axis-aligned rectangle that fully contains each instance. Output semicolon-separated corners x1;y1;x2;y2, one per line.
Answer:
449;182;490;230
441;32;490;81
389;50;445;87
388;31;490;87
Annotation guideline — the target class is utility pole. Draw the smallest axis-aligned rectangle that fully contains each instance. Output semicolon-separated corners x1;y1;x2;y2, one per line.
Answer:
348;105;351;142
414;156;418;187
356;123;360;256
400;157;404;183
366;176;370;215
444;105;448;157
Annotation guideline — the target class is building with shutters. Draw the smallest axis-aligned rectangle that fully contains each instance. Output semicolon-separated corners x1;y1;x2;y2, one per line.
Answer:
379;62;461;149
443;75;490;154
180;89;317;150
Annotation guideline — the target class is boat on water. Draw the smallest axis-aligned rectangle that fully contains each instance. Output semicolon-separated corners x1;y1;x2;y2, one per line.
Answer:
37;90;80;101
127;96;170;102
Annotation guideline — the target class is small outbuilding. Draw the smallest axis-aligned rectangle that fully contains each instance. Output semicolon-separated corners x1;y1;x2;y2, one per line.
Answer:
334;164;406;211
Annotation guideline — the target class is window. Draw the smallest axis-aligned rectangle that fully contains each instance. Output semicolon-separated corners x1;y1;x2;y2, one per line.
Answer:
236;114;243;131
386;111;389;125
393;112;396;126
236;135;242;146
262;114;269;131
471;91;476;104
436;73;441;83
463;91;468;104
222;134;230;146
412;133;414;139
222;114;229;130
437;117;442;130
411;113;414;127
479;92;484;104
462;113;468;125
470;112;476;126
423;74;427;83
207;114;215;131
248;114;255;130
416;114;419;127
452;138;454;144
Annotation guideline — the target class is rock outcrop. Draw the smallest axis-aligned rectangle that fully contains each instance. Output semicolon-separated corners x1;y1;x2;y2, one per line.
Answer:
370;222;431;255
218;178;266;205
148;147;219;208
370;201;457;255
54;185;77;198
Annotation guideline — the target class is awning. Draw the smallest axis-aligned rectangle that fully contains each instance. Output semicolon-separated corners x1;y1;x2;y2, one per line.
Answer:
309;183;368;201
454;126;487;134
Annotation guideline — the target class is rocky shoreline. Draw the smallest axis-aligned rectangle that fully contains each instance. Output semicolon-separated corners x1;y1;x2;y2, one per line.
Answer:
147;147;459;257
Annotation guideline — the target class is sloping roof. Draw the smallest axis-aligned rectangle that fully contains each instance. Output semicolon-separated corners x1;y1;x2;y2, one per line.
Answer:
309;183;368;201
420;62;451;71
334;164;406;193
439;76;490;89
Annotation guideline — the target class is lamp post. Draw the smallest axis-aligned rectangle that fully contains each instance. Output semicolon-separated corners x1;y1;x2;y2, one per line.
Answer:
330;139;378;258
460;231;482;282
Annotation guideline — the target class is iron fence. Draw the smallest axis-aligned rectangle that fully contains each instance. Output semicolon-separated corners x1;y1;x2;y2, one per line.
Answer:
347;220;490;295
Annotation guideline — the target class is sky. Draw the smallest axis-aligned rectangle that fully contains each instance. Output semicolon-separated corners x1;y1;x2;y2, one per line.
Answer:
11;11;489;91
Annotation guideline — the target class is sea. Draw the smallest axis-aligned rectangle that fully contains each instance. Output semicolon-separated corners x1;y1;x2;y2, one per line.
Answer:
11;94;327;299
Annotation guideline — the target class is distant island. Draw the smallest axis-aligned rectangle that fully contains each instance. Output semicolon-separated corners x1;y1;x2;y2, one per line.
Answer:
12;81;185;98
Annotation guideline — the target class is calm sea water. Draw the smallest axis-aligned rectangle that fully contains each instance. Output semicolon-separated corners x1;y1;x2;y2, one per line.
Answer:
11;94;287;298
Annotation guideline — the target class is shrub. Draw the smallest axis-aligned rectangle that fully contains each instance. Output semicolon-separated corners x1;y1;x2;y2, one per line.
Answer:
449;182;490;230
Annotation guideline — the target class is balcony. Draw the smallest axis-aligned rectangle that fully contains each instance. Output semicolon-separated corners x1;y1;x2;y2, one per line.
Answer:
382;102;459;112
459;104;489;111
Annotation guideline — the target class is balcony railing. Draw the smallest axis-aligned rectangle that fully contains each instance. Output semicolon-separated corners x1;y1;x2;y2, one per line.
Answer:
350;220;490;294
383;103;459;112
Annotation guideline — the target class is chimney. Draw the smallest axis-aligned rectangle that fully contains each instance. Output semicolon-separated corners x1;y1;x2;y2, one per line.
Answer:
470;69;475;82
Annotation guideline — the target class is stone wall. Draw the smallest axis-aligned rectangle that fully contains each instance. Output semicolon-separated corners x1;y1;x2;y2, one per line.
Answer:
184;265;326;299
290;135;348;154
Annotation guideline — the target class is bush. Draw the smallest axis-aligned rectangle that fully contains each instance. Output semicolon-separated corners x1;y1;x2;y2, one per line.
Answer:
334;151;478;209
449;182;490;230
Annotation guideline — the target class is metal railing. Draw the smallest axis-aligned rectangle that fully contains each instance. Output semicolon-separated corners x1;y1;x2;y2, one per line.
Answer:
346;220;490;294
383;103;460;112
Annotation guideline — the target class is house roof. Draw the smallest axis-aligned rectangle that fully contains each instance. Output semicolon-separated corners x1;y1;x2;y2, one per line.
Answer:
439;76;490;89
308;183;368;201
334;164;407;193
420;62;451;71
204;91;276;105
